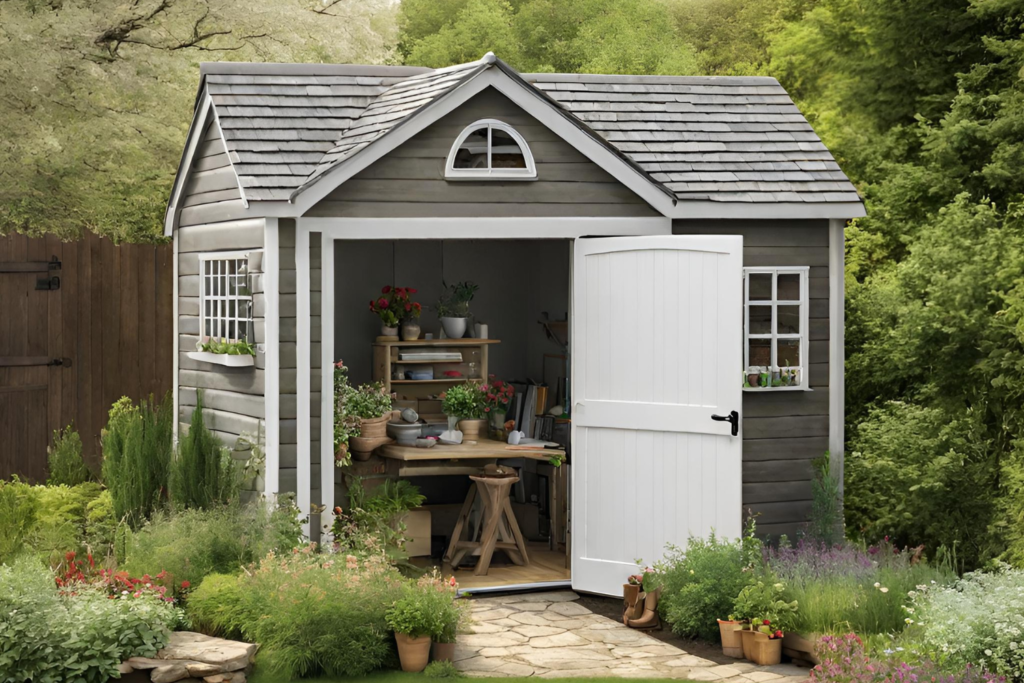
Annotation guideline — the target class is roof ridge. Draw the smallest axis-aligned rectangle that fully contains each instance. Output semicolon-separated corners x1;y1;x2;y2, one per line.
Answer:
199;62;430;77
523;73;781;86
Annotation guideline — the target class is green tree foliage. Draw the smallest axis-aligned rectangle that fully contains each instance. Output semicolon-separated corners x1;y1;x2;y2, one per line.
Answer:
171;393;235;510
101;395;173;529
0;0;397;242
47;425;91;487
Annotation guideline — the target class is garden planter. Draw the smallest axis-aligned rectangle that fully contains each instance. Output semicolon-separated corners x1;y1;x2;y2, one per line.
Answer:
782;632;821;666
750;632;782;666
395;632;431;672
440;316;467;339
740;629;756;661
359;414;390;439
432;641;456;663
349;435;391;461
186;351;255;368
380;324;399;339
458;418;487;440
401;321;422;341
717;620;744;659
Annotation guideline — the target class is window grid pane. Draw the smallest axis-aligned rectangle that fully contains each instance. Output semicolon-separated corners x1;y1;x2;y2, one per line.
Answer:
744;268;806;388
202;257;254;344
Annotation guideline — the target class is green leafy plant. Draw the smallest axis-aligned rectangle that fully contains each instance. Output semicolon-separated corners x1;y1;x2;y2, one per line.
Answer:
386;591;438;637
121;499;301;592
185;572;251;639
197;337;256;356
101;394;173;529
415;571;470;644
0;477;37;564
347;381;394;420
441;382;486;420
807;453;843;547
333;361;361;465
424;660;464;678
47;424;90;486
332;479;425;565
652;529;758;641
435;281;478;318
170;392;236;510
730;578;799;634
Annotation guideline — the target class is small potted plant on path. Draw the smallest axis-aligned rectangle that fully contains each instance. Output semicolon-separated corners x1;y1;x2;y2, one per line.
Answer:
435;281;478;339
441;382;487;440
419;572;470;663
386;590;439;672
730;579;798;664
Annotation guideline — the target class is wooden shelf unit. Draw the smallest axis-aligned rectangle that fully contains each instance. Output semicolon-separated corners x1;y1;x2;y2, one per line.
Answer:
373;338;500;400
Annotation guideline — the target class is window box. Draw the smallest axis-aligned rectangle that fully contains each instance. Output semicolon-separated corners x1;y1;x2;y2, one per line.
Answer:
186;350;255;368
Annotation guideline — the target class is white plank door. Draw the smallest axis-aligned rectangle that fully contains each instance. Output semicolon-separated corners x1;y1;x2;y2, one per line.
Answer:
571;235;744;596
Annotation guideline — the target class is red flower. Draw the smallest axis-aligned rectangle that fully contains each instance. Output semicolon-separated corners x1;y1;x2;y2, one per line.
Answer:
774;630;783;639
180;581;191;589
413;302;422;311
484;407;491;412
377;297;387;308
382;285;392;294
763;619;771;625
405;303;412;311
334;506;343;515
410;288;418;294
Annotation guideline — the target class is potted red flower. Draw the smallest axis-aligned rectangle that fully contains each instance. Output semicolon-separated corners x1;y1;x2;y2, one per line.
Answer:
479;376;515;437
369;285;418;339
751;619;784;665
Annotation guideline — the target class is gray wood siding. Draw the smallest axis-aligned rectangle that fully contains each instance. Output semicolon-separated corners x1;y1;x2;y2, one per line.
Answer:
307;88;658;218
673;219;832;539
179;119;246;228
177;218;265;492
278;219;297;496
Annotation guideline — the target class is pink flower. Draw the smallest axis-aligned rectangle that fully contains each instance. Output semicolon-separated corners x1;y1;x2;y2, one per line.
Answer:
382;285;392;294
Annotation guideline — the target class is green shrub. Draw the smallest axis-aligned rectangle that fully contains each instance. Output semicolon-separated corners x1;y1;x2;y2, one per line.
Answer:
441;382;485;419
0;557;181;683
0;478;36;563
31;482;110;565
227;547;407;678
386;592;440;638
186;573;251;639
333;479;426;565
806;453;843;547
171;392;235;510
424;660;464;678
47;424;90;486
347;381;394;419
730;578;799;633
121;500;301;590
101;395;173;529
653;530;758;641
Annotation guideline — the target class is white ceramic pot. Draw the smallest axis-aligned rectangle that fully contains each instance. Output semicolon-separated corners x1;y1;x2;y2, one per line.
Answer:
401;321;421;341
381;323;399;338
440;317;467;339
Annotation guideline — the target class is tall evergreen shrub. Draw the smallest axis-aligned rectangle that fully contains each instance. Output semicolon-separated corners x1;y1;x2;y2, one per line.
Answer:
171;393;234;510
101;395;172;529
47;424;90;486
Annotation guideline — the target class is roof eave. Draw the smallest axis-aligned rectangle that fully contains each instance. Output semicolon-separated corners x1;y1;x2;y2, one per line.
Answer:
667;200;865;220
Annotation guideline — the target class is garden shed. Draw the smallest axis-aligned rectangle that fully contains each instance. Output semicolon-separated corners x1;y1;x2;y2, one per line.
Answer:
164;53;862;597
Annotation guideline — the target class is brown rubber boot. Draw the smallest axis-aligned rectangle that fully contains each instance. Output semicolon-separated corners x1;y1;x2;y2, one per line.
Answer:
626;586;661;630
622;584;645;624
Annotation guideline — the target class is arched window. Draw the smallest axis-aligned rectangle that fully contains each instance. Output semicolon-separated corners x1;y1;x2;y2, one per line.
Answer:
445;119;537;180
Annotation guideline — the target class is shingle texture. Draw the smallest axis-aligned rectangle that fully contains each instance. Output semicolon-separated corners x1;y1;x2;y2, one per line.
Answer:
198;59;858;205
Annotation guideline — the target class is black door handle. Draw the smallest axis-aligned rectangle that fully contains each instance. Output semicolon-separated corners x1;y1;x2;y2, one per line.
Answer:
711;410;739;436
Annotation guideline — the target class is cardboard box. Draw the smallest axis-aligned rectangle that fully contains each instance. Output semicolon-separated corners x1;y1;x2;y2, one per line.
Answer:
402;508;432;557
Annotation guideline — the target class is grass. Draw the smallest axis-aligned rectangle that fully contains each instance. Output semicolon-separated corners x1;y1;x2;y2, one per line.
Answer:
252;672;700;683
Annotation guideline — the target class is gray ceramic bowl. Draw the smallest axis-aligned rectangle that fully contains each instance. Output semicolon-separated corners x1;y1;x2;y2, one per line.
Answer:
386;421;423;446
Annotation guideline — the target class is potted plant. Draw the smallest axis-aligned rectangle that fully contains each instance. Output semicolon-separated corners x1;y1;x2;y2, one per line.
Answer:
435;281;478;339
369;285;406;338
730;579;798;664
441;383;487;439
479;375;515;437
188;336;257;367
400;289;423;341
332;361;361;466
717;618;744;659
386;591;438;672
420;573;469;663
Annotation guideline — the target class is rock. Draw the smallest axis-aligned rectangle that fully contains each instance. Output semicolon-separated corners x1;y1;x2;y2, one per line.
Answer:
186;663;222;677
157;633;256;673
510;624;566;638
528;631;590;649
546;601;591;617
663;655;718;668
126;658;165;670
401;408;418;423
151;663;189;683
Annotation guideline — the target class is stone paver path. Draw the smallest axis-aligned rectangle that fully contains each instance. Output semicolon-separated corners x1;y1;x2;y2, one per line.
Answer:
454;591;809;682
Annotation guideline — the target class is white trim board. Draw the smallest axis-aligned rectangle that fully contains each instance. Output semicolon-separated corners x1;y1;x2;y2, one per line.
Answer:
263;218;281;499
828;219;846;503
164;93;212;236
172;224;180;447
288;68;677;217
320;239;336;539
300;216;671;240
296;227;312;536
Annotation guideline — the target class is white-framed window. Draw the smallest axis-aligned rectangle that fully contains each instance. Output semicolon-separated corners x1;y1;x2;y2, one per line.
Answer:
445;119;537;180
199;251;255;342
743;267;810;390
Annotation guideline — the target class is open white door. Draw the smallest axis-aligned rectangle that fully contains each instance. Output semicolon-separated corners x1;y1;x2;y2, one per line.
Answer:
571;235;744;596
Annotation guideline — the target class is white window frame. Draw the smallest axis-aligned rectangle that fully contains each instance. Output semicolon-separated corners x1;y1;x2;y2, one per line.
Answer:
198;250;256;344
445;118;537;180
743;266;810;391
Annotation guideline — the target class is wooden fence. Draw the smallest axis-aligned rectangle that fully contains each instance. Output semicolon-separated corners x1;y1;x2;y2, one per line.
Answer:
0;231;174;481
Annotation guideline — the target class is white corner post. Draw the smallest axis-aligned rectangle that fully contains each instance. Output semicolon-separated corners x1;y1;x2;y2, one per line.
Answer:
263;218;280;501
828;218;846;503
296;224;311;537
172;225;180;445
320;237;335;540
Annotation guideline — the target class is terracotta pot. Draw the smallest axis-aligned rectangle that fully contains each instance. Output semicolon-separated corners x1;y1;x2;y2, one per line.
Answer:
401;321;422;341
751;632;782;666
359;414;389;439
458;418;487;440
395;632;431;672
740;628;756;661
432;641;456;663
782;632;821;666
717;620;744;659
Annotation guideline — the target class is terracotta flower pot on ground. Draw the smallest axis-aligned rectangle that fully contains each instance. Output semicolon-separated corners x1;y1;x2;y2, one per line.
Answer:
782;632;822;666
717;620;744;659
395;632;431;672
359;414;390;439
458;418;487;440
740;628;756;661
750;632;782;666
432;641;456;663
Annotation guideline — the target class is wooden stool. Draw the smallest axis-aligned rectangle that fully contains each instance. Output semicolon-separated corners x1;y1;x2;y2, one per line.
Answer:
445;474;531;576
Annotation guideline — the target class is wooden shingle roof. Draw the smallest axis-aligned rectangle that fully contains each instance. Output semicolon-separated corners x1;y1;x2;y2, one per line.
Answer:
195;57;859;208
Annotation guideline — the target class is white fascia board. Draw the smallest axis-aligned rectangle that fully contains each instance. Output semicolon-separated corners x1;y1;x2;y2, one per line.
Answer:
828;219;846;502
289;68;676;217
299;216;671;240
262;218;280;499
319;239;335;539
667;201;866;220
295;224;312;537
164;92;213;236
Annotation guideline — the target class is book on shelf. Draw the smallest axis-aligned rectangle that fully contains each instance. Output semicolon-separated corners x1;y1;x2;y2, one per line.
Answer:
398;351;463;361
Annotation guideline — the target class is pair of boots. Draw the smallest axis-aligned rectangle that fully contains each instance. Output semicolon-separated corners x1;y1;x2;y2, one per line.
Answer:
622;584;661;630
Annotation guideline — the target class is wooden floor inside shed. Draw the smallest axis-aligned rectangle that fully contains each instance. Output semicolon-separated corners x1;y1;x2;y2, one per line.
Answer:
413;542;571;591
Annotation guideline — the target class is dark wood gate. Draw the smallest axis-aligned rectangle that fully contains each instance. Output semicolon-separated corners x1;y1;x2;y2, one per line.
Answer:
0;232;174;481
